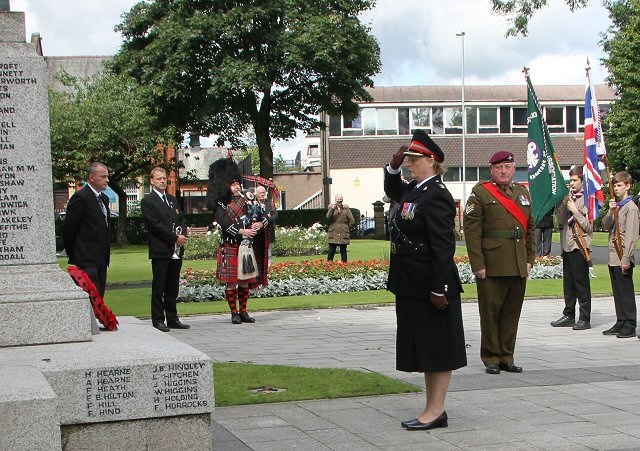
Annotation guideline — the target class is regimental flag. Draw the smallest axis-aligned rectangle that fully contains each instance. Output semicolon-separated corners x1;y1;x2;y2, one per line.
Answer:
583;65;606;222
526;73;569;224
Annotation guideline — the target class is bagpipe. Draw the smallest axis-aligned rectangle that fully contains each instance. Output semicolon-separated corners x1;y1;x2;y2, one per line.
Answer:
230;189;262;280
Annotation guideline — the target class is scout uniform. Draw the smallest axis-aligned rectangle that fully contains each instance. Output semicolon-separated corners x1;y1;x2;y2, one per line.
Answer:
551;188;593;329
601;190;640;338
463;151;535;373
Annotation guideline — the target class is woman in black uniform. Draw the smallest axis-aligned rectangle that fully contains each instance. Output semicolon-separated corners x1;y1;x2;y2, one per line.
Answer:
384;129;467;431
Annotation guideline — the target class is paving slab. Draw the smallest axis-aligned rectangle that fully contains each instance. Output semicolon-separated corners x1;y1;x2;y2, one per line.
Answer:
171;296;640;450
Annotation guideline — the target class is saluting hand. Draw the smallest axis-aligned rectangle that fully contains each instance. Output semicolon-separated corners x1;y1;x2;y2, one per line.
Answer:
390;145;408;170
430;293;448;311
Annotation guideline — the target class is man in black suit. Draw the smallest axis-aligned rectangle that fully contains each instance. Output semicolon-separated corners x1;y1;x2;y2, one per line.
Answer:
63;162;112;334
63;162;112;298
141;167;190;332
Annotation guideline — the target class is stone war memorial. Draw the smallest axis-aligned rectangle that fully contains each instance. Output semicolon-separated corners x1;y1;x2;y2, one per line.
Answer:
0;4;214;449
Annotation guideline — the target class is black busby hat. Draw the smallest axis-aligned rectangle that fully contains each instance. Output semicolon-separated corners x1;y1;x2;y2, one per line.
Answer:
403;129;444;162
206;157;242;208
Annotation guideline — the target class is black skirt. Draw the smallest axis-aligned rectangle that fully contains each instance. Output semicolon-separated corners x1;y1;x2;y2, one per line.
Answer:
395;293;467;373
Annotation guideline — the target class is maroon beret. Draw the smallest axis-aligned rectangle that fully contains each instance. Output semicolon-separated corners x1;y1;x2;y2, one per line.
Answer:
489;151;514;164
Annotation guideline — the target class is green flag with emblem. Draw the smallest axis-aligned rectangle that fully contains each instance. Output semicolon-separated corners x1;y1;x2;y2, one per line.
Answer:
525;72;568;224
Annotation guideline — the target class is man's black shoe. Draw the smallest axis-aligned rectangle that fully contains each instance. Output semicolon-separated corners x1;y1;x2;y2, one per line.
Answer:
153;322;170;332
499;363;523;373
572;320;591;330
603;325;622;335
616;326;636;338
550;315;575;327
167;320;190;329
231;313;241;324
485;364;500;375
239;312;255;323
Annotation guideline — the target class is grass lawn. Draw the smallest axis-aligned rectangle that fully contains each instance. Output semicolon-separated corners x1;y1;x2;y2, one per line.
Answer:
214;363;419;407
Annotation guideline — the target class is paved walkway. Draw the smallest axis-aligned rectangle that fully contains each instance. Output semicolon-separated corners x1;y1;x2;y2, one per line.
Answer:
172;297;640;450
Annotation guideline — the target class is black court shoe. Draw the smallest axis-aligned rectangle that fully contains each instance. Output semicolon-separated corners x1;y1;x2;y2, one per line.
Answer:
405;411;448;431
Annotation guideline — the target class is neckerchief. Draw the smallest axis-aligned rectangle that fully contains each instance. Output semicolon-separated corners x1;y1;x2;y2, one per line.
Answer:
568;190;583;225
482;182;529;232
611;196;634;234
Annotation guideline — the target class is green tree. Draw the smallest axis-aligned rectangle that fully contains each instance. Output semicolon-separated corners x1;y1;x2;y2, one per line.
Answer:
112;0;380;179
491;0;590;36
49;71;176;244
601;0;640;183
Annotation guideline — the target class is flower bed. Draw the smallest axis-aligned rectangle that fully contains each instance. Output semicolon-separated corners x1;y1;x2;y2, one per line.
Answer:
178;255;570;303
183;223;326;260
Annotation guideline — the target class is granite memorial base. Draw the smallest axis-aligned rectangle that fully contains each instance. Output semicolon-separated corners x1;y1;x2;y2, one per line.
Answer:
0;365;61;451
0;317;214;450
0;264;92;347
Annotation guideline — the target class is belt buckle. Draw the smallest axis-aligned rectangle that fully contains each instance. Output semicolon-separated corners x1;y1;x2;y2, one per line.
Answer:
390;243;397;254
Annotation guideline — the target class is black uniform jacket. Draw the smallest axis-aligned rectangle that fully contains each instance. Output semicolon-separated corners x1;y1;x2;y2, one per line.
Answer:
384;170;462;299
63;185;111;268
141;191;187;259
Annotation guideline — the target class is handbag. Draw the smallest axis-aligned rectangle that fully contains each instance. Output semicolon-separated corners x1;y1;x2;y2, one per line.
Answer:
237;239;259;280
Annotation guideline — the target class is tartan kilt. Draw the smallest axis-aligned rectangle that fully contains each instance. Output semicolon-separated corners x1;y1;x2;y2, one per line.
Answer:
216;242;257;285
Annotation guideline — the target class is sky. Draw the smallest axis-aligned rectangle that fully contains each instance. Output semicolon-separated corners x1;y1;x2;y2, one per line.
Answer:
14;0;612;158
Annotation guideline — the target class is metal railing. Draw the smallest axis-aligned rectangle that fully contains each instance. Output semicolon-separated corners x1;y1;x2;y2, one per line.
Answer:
293;190;323;210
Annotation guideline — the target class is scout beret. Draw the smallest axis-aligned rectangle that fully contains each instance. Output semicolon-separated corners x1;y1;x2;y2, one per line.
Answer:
403;129;444;162
489;150;514;164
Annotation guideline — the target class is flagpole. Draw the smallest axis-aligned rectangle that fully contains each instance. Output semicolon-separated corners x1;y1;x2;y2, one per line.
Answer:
586;59;624;260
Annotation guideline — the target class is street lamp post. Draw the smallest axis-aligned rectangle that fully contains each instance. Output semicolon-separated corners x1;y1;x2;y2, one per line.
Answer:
456;31;467;218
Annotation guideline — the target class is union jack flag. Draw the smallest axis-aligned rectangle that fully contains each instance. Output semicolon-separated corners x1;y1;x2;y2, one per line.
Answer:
583;66;606;222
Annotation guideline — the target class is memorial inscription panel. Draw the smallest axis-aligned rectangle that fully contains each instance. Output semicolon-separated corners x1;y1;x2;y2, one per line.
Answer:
71;361;212;423
0;57;57;265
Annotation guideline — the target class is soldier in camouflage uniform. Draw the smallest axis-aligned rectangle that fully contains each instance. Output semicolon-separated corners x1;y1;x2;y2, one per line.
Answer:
463;151;535;375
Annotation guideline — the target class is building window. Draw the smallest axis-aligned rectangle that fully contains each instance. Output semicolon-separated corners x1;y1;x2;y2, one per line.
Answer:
466;107;477;134
329;115;341;136
307;144;320;158
444;107;463;134
343;112;362;136
411;108;431;133
545;107;564;133
377;108;398;135
432;107;444;134
362;108;376;136
443;166;460;181
399;108;410;135
478;107;499;134
512;107;527;133
566;106;577;133
479;166;492;181
465;167;478;182
514;168;528;183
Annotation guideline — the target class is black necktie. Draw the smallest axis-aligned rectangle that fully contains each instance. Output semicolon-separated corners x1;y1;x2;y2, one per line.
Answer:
97;194;108;223
162;194;170;207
